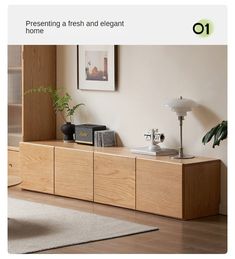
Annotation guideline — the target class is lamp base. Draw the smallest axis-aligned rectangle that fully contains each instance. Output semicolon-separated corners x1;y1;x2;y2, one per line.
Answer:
131;146;178;156
171;154;195;159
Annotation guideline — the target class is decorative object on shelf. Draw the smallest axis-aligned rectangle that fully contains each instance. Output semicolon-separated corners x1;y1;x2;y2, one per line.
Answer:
202;120;227;148
78;45;115;91
61;122;76;143
75;124;107;145
131;128;178;156
94;130;116;147
165;96;197;159
24;86;84;142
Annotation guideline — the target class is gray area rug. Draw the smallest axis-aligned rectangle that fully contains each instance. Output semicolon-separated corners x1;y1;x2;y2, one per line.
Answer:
8;198;158;254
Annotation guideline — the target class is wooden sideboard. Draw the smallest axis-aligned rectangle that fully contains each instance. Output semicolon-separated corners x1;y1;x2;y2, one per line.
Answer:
19;141;220;220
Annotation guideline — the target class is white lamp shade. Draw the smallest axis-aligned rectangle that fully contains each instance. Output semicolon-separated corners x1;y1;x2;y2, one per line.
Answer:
165;97;196;116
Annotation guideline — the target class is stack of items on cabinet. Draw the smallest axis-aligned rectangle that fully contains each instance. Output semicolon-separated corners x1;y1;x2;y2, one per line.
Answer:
75;123;116;147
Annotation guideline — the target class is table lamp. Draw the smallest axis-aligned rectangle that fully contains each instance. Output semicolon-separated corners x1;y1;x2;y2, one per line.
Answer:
165;96;196;159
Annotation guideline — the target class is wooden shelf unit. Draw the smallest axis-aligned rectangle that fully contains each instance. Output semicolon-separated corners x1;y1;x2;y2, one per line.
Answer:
8;67;22;72
8;45;56;179
8;103;22;107
8;45;56;146
19;140;221;220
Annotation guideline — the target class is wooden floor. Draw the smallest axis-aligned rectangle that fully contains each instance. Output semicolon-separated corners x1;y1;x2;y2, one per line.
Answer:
8;187;227;254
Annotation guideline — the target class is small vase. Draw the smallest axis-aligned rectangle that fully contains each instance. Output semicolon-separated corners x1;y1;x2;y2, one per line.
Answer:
61;122;75;143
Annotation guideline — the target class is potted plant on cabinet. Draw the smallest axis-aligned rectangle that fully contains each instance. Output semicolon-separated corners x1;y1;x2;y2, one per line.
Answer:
24;86;84;142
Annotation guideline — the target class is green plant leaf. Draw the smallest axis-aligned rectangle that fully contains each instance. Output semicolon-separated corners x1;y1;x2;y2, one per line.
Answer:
202;124;220;144
68;103;85;116
212;125;224;148
202;120;227;148
24;86;84;122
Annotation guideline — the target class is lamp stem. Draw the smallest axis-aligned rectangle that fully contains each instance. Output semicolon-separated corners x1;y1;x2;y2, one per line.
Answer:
178;116;184;158
172;115;194;159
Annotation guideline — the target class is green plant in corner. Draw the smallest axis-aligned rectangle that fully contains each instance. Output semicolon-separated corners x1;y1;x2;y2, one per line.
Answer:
202;120;227;148
24;86;84;123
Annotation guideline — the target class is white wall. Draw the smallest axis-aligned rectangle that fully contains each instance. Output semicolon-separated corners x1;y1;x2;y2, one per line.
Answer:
57;45;227;214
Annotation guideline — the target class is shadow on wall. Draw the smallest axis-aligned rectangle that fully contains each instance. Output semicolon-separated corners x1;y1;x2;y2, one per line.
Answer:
193;104;222;128
115;133;124;147
77;105;97;125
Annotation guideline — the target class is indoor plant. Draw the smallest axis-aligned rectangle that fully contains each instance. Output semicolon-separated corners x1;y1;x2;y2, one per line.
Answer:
202;120;227;148
24;86;84;142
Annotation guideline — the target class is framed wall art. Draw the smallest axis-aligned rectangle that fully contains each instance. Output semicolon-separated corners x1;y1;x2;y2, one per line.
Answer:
78;45;115;91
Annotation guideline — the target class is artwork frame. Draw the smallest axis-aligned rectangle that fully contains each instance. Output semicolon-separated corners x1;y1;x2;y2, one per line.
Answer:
78;45;115;91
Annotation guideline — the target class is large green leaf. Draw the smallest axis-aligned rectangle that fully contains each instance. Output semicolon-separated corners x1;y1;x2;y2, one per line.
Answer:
202;124;220;144
202;120;227;148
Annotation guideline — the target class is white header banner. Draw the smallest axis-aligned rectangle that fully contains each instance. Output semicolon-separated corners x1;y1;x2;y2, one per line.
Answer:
8;5;227;44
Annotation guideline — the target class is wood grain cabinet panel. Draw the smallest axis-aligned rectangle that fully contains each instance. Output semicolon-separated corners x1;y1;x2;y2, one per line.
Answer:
136;158;220;219
94;153;135;209
183;161;220;219
23;45;56;142
136;159;183;218
55;147;93;201
20;142;54;194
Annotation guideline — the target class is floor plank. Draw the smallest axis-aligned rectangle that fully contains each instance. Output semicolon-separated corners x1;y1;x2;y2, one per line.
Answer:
8;187;227;254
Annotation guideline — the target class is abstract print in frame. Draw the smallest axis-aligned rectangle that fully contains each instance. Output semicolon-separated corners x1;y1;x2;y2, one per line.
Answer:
78;45;115;91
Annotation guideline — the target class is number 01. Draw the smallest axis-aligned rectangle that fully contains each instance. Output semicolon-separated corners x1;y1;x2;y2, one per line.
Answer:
193;23;210;35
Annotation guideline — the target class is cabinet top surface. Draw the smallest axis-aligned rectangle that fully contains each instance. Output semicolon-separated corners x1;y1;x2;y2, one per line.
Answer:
135;154;219;165
21;140;94;152
20;140;220;164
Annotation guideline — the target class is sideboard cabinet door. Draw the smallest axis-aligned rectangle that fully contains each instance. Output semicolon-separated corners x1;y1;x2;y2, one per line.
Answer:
94;153;135;209
136;158;183;218
55;147;93;201
20;142;54;194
